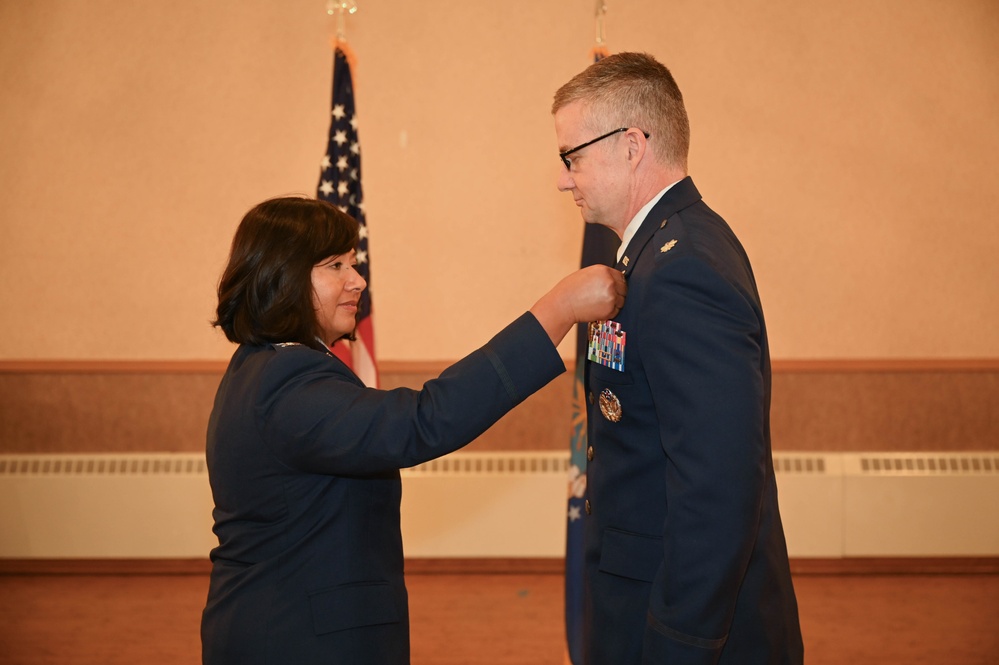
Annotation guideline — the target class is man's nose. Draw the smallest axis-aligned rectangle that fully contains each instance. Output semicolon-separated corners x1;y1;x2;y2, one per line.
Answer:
557;168;574;192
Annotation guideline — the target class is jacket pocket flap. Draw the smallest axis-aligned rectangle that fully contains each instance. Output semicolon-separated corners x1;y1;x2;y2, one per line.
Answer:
309;581;401;635
598;528;662;582
588;361;635;387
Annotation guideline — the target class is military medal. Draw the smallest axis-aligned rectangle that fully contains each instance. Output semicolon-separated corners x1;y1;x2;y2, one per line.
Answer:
598;388;622;422
587;320;626;371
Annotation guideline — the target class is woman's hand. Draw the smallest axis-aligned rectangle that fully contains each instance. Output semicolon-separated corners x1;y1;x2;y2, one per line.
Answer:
530;265;627;346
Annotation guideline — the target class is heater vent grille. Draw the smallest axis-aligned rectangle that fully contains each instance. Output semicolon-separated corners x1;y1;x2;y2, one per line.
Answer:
773;456;827;474
404;452;569;476
1;451;997;559
0;454;206;477
857;454;998;475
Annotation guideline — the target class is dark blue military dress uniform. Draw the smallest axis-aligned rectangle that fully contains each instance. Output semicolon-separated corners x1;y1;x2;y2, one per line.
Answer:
582;177;803;664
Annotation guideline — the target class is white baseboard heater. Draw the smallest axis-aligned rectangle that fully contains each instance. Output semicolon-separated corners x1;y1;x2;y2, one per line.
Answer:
0;451;997;559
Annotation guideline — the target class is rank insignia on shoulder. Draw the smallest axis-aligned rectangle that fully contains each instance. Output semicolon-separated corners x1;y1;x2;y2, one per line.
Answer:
587;320;626;371
660;239;678;253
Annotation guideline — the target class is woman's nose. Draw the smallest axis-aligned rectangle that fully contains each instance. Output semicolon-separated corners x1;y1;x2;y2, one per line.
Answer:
350;269;367;292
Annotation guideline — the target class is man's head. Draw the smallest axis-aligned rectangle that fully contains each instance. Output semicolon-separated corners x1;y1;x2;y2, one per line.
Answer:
553;52;689;170
552;53;689;236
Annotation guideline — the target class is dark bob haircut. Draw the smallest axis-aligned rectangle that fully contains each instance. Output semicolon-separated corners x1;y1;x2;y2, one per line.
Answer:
213;196;359;348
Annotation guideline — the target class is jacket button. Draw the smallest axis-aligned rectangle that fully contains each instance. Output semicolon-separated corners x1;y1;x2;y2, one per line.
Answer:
586;446;594;462
584;499;592;515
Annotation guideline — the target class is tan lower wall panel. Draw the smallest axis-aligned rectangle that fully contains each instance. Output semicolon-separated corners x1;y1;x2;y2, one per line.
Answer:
770;371;999;451
1;365;996;454
0;373;222;453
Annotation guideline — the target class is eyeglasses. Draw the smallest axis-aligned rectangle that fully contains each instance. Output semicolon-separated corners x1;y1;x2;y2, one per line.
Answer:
559;127;650;170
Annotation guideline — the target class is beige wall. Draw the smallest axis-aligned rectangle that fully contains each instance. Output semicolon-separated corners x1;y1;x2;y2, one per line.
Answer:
2;0;997;362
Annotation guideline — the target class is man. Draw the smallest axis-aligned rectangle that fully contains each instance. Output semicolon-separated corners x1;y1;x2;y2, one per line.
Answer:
553;52;803;664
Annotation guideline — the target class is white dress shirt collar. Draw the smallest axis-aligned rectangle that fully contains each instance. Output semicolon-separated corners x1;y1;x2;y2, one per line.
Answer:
616;180;681;264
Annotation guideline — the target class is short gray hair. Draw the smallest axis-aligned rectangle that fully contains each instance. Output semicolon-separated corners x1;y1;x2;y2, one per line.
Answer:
553;52;690;170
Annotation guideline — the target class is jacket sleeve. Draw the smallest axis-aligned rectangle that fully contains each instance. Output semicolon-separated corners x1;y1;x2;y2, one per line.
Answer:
254;312;565;475
638;255;768;663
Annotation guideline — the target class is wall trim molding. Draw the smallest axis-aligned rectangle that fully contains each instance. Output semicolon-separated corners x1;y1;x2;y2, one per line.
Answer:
771;358;999;373
1;557;996;576
2;358;999;374
0;360;230;374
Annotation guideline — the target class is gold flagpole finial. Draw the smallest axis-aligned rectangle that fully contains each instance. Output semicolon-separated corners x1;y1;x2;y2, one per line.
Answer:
327;0;358;44
594;0;607;46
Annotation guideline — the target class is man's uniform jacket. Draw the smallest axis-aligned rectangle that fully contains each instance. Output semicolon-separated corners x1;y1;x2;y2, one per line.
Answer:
201;313;564;665
582;177;803;664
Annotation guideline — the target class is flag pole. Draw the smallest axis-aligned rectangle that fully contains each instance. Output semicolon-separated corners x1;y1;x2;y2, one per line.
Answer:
595;0;607;48
327;1;358;79
591;0;610;61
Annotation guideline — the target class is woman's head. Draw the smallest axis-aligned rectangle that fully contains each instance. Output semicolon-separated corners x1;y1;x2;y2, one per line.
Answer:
213;196;362;348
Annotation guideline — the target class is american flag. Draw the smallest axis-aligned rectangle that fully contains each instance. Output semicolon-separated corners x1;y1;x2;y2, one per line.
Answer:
318;44;378;387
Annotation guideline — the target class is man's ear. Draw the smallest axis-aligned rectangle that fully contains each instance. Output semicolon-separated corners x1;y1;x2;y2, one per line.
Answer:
625;128;648;167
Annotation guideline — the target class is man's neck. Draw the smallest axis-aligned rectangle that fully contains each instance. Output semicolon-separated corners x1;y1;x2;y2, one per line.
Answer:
618;168;686;234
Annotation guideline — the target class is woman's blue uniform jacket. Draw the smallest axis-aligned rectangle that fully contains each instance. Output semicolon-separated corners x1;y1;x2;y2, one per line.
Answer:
201;312;564;664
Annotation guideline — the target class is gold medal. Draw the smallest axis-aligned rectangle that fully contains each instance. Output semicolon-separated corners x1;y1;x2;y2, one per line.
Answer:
598;388;622;422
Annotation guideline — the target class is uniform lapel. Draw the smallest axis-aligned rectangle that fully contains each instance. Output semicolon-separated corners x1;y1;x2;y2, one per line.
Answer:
617;176;702;278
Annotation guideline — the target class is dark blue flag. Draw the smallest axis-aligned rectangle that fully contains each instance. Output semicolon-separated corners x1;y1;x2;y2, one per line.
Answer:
565;44;618;665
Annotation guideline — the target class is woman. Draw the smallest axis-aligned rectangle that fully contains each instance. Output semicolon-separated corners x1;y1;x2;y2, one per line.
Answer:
201;196;624;664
